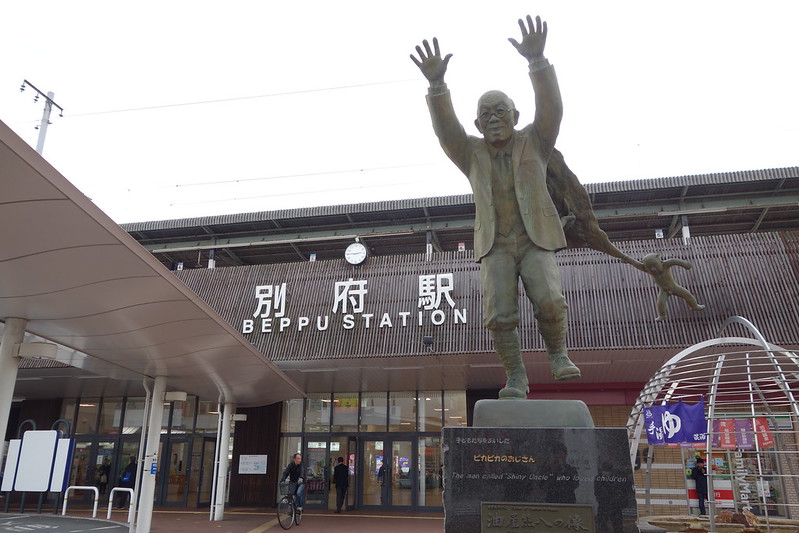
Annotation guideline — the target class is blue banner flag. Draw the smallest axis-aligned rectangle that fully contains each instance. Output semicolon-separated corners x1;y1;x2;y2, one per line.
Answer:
644;399;706;445
643;405;665;445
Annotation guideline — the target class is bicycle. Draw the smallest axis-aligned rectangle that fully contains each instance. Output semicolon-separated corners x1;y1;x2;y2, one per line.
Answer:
277;481;303;529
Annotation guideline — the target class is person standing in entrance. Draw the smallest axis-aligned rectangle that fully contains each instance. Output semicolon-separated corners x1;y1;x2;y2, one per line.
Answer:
411;15;580;399
377;462;387;504
333;456;349;513
115;456;137;509
690;457;708;515
96;458;110;497
280;453;305;511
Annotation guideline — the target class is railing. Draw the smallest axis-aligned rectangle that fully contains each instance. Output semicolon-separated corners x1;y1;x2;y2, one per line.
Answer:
62;486;99;518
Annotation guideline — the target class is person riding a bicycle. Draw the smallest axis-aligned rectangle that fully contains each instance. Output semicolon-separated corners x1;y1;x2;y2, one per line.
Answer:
280;453;305;511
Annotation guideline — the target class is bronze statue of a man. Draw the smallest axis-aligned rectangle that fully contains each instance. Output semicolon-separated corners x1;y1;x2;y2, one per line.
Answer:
411;15;580;398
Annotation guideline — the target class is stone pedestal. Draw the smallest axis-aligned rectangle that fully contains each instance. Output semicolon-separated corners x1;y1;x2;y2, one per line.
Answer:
443;422;639;532
473;399;595;428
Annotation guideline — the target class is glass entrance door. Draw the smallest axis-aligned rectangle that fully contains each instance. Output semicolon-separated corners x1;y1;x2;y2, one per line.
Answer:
362;438;414;509
93;441;115;503
68;441;93;502
390;440;413;507
303;441;329;508
161;437;191;505
417;436;443;508
196;437;216;507
324;436;358;511
347;436;357;510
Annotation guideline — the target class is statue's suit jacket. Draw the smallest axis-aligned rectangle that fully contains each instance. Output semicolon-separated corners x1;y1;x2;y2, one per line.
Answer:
426;64;567;262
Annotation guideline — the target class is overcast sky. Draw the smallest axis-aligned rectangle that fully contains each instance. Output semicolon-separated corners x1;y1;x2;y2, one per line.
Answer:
2;1;798;223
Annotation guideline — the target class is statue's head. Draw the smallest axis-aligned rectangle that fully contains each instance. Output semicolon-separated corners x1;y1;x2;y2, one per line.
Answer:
642;253;662;273
474;90;520;148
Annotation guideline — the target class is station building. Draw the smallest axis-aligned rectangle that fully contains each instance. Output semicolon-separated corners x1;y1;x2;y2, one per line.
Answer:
3;119;799;516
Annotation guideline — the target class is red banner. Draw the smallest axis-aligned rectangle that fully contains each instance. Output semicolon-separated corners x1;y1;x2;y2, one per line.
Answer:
754;417;775;448
717;419;737;449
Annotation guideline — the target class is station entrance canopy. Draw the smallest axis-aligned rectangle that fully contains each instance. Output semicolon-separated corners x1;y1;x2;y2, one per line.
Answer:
0;119;303;407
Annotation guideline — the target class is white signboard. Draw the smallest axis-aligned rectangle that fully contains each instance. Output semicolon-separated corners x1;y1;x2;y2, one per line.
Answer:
1;440;21;491
15;430;58;491
2;433;73;493
239;455;267;475
49;439;74;492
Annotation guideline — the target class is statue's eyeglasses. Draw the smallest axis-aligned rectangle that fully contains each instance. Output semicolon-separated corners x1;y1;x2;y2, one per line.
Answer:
478;107;513;122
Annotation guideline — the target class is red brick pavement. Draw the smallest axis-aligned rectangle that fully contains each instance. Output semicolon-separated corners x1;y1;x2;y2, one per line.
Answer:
57;507;445;533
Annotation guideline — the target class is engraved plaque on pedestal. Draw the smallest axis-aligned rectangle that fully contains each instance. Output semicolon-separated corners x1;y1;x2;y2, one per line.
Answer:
444;427;638;533
481;502;596;533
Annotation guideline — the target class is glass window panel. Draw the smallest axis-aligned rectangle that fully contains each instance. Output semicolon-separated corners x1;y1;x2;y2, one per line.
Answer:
116;441;140;492
362;439;385;506
304;441;329;505
418;391;443;432
170;396;196;433
196;401;219;433
160;402;172;430
94;441;114;497
188;436;204;500
281;399;303;433
121;398;147;434
304;394;331;432
75;398;100;435
391;440;413;506
164;440;190;503
360;392;387;432
69;441;92;488
98;398;123;434
60;399;76;433
331;393;359;432
388;391;417;432
418;436;443;507
443;391;468;427
197;436;215;502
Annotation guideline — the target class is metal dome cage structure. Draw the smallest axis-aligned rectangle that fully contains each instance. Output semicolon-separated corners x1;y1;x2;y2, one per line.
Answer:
627;317;799;532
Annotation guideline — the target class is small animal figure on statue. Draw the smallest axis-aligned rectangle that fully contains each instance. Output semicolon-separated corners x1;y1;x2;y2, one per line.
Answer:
641;253;705;321
545;149;706;320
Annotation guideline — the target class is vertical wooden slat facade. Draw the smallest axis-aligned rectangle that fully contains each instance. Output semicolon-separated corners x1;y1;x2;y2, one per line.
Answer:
176;231;799;367
227;402;282;506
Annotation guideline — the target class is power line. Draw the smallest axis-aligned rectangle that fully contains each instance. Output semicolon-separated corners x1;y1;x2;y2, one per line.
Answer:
167;176;453;208
171;163;434;189
65;79;416;118
119;162;442;192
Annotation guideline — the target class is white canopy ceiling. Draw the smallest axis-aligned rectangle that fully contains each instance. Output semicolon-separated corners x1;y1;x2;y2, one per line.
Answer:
0;120;303;407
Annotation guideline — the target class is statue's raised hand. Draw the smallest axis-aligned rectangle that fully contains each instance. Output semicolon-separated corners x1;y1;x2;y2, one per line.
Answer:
410;38;452;86
508;15;547;61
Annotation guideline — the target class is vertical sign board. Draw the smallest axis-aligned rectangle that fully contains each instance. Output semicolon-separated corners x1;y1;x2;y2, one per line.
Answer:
0;439;21;491
49;439;75;492
14;430;59;492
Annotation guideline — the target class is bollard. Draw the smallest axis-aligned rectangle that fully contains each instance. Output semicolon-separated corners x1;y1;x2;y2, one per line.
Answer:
107;487;135;523
62;486;99;518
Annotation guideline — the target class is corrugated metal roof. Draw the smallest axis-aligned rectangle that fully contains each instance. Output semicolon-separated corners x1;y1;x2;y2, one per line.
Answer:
18;358;70;369
586;166;799;194
122;194;477;231
121;166;799;231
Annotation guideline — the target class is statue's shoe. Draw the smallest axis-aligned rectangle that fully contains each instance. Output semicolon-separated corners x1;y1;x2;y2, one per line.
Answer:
499;375;529;399
550;355;581;380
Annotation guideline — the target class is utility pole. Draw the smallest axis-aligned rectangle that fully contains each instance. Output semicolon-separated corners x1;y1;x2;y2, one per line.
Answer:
20;79;64;155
